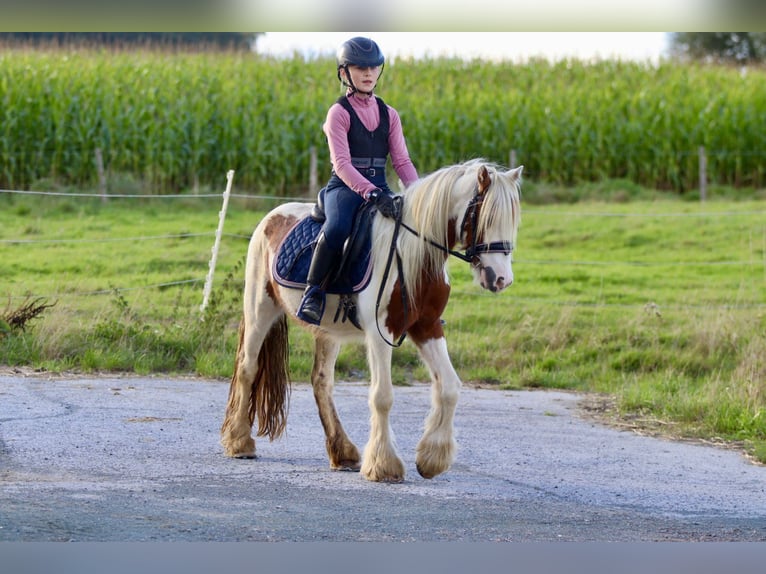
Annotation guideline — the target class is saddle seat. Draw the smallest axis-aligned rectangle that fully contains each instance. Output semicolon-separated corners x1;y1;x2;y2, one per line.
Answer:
272;187;375;296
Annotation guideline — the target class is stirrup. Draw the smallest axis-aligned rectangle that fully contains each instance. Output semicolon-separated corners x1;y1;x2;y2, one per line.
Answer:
296;285;326;325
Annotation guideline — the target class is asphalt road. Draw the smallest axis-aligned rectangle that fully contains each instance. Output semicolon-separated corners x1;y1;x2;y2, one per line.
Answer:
1;371;764;542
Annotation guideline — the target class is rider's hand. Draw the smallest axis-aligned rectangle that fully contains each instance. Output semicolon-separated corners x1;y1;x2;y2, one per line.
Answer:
368;189;398;219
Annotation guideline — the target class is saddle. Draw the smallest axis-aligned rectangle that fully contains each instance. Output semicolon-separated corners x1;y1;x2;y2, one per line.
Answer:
273;187;375;299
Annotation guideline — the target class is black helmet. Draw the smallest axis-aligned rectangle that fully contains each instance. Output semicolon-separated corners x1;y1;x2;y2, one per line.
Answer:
336;37;385;94
336;37;385;68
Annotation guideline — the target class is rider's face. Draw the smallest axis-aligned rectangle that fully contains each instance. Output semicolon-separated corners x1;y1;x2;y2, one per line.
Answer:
344;65;381;93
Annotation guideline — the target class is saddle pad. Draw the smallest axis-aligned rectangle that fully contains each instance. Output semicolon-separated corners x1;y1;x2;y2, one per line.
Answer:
272;216;373;294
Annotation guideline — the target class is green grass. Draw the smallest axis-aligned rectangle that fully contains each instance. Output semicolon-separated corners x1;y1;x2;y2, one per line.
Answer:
1;188;765;461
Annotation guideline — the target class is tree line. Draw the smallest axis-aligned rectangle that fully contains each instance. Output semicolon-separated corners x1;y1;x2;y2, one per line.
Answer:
670;32;766;64
0;32;259;51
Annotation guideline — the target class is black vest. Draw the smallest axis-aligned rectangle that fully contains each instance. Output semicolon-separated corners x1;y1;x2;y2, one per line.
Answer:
335;95;390;187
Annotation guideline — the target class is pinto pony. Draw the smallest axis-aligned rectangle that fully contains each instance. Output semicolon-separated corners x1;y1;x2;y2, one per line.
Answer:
221;159;522;482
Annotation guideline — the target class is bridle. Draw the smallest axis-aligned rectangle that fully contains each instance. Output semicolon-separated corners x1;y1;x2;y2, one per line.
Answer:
400;185;514;266
374;185;514;347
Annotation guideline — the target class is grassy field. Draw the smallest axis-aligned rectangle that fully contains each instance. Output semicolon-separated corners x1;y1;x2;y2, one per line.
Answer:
1;186;765;461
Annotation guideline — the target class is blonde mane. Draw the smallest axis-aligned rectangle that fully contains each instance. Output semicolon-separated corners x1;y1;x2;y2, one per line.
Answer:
372;159;521;302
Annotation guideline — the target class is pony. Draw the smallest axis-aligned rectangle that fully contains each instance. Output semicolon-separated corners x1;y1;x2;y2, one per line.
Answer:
221;159;522;482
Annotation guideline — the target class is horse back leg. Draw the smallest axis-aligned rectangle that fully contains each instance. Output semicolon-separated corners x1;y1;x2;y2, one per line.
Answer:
311;336;361;470
412;336;461;479
221;290;288;458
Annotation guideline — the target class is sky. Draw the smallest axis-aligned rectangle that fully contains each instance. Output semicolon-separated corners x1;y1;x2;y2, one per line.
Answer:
256;32;671;63
2;0;763;34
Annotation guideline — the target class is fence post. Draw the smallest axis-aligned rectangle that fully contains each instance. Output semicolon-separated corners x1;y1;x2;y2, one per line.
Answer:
200;169;234;317
95;148;107;203
698;146;707;202
309;145;318;197
509;149;518;169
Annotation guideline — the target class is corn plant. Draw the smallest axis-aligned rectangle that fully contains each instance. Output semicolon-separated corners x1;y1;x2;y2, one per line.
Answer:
1;49;764;194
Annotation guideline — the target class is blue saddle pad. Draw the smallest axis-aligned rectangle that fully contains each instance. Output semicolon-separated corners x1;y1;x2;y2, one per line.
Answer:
273;216;373;294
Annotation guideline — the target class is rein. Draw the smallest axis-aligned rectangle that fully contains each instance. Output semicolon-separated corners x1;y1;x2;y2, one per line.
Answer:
373;189;513;348
374;201;408;347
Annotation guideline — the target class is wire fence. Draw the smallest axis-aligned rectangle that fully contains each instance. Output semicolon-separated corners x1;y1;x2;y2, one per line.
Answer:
2;183;765;311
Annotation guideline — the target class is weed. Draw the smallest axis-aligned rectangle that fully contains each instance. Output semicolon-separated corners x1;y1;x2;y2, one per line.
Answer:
1;296;57;335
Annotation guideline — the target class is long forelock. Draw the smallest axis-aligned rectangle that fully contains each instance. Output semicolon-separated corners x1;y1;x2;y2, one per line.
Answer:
476;166;522;246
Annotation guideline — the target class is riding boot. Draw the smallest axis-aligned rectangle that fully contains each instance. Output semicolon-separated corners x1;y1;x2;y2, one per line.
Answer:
296;233;338;325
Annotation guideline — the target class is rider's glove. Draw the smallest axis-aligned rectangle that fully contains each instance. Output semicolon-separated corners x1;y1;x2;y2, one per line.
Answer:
368;188;398;219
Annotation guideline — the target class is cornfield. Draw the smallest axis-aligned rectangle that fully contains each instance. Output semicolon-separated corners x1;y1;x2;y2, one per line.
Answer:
1;48;765;194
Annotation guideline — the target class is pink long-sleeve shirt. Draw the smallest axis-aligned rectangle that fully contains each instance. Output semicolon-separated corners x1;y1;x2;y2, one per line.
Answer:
323;92;418;200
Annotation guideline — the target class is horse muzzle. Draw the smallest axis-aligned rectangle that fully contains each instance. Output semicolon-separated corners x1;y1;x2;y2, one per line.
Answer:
479;265;512;292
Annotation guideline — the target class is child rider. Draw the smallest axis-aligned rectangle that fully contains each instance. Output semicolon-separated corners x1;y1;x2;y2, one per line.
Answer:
296;36;419;325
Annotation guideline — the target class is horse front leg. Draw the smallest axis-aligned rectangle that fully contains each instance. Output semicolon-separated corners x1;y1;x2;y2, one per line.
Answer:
361;337;405;482
311;335;361;470
413;336;461;479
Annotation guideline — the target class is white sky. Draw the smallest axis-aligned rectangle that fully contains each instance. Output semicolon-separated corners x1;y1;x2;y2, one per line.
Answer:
256;32;671;63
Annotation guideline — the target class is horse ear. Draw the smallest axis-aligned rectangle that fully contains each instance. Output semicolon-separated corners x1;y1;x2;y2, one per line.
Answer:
507;165;524;182
477;165;491;195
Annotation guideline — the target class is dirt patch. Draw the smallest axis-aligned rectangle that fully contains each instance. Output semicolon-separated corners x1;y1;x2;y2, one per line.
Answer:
577;393;763;467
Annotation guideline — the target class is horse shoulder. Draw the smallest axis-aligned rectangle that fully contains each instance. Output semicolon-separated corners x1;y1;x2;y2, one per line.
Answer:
385;273;451;344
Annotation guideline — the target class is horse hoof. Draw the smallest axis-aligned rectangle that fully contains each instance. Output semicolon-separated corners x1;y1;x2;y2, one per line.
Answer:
332;460;361;472
233;452;257;459
361;467;405;483
416;463;437;479
380;476;405;484
333;465;361;472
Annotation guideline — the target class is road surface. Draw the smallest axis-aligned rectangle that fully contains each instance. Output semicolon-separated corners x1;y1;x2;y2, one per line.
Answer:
1;371;764;541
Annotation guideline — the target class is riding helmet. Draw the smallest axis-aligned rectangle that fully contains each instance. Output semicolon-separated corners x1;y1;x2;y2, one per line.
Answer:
336;37;385;68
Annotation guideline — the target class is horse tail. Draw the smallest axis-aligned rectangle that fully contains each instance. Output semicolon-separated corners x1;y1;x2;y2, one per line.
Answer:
225;315;291;442
251;314;291;440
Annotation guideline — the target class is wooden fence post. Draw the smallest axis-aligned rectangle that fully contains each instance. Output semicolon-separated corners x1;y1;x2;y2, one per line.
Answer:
698;146;707;202
309;146;318;197
509;149;518;169
200;169;234;317
95;148;107;203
